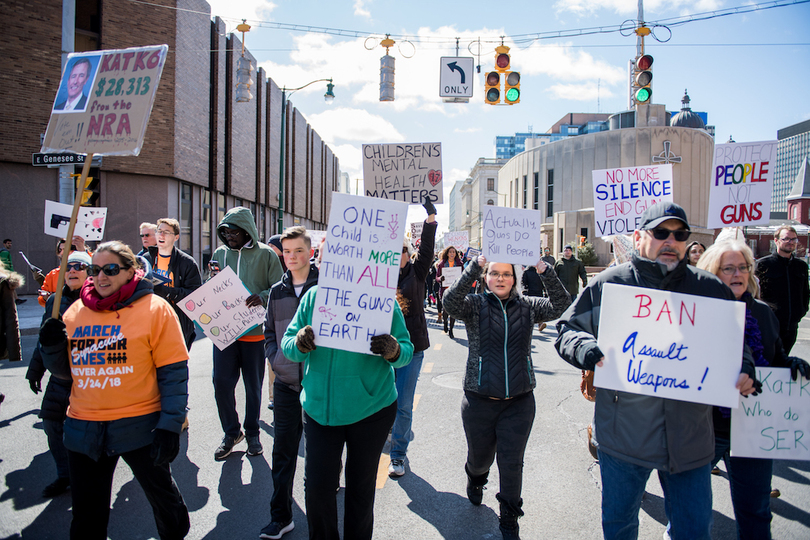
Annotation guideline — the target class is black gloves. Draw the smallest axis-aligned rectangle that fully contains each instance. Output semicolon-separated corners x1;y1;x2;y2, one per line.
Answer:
29;379;42;394
581;344;605;372
789;356;810;381
39;318;67;348
370;334;401;362
422;194;437;216
296;326;316;353
151;429;180;466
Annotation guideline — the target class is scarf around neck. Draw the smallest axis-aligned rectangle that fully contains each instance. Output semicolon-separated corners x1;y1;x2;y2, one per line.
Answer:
81;269;145;312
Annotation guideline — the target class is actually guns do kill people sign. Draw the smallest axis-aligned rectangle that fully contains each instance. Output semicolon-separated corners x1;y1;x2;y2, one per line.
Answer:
708;140;776;228
42;45;168;156
595;283;745;408
313;193;408;354
443;231;468;252
481;206;542;266
592;164;673;238
362;142;443;204
179;266;266;351
731;367;810;460
44;200;107;241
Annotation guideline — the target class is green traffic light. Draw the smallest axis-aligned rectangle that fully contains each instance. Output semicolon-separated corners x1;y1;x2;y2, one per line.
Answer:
635;87;651;103
506;88;520;103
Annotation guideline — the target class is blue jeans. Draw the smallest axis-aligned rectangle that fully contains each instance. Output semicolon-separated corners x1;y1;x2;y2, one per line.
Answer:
212;340;265;438
712;434;773;540
390;350;424;460
599;449;712;540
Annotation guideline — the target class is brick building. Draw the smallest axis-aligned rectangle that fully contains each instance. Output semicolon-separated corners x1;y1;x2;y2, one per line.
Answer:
0;0;339;294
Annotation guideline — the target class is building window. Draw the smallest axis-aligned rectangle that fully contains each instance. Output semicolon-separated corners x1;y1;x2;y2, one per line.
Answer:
180;183;192;254
509;181;513;207
559;228;564;253
533;172;539;210
202;189;212;268
547;169;554;218
522;175;528;209
487;199;494;205
487;178;495;191
515;179;519;208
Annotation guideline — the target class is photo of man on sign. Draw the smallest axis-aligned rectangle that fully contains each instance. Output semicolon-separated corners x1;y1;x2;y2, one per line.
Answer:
53;55;101;113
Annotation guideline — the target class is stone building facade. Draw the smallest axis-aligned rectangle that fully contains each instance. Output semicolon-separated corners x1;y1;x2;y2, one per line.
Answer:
0;0;339;294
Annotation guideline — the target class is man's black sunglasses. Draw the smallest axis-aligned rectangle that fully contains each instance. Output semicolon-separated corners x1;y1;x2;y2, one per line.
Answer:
87;263;127;276
647;228;691;242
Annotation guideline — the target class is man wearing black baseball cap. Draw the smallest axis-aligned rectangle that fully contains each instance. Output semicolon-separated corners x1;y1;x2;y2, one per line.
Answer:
555;202;758;540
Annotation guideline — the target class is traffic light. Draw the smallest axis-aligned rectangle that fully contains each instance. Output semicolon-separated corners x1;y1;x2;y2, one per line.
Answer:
73;173;99;206
504;71;520;104
633;54;653;104
484;71;500;104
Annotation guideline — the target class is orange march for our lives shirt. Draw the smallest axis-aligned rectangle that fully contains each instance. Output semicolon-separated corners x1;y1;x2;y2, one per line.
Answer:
62;294;189;421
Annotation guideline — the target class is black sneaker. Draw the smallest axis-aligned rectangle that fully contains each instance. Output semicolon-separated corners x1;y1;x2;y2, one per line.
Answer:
42;477;70;498
467;482;484;506
214;431;244;461
259;519;294;539
246;435;263;456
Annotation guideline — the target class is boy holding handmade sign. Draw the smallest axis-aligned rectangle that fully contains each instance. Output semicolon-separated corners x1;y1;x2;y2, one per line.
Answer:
555;203;758;540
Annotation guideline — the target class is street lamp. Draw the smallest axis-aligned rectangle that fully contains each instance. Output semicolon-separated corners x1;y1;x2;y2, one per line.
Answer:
277;78;335;233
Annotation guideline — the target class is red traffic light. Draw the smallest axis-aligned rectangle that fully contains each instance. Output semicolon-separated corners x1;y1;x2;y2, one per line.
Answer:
636;54;653;71
496;53;510;70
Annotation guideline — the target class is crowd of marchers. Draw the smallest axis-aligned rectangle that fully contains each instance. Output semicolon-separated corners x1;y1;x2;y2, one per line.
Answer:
1;199;808;540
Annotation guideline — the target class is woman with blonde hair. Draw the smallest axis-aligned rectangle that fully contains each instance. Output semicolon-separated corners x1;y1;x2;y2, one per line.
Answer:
696;241;809;540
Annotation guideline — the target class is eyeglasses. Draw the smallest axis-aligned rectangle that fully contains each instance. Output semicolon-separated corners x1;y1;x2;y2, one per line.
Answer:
720;264;752;275
647;228;691;242
779;237;799;243
156;229;175;236
487;272;514;280
66;262;88;272
87;263;127;276
139;233;154;238
221;229;243;238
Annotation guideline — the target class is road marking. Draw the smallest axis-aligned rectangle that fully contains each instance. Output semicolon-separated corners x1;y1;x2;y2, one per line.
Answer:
434;344;442;350
422;362;434;373
376;453;391;489
413;394;421;410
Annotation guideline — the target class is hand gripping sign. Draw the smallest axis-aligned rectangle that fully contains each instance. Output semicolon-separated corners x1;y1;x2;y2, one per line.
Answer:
595;283;745;408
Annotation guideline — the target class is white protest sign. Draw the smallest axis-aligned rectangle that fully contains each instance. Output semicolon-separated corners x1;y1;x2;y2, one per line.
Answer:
313;193;408;354
42;45;168;156
481;206;542;266
441;266;462;288
44;200;107;241
410;221;424;247
592;164;673;238
595;283;745;408
308;230;327;251
178;266;266;351
362;142;443;204
708;140;776;228
443;231;468;252
731;367;810;460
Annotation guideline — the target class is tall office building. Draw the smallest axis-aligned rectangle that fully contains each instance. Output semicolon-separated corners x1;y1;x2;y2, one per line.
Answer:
772;119;810;218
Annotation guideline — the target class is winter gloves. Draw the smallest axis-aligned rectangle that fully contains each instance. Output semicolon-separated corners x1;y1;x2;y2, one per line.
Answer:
295;326;317;353
370;334;401;362
39;318;67;348
151;429;180;466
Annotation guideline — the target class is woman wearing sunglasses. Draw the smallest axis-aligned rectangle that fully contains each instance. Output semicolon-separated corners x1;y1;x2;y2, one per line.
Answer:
25;251;90;498
696;241;809;540
443;254;571;540
39;241;190;539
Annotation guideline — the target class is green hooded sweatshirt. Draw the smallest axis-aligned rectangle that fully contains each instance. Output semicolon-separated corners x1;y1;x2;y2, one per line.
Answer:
212;207;283;337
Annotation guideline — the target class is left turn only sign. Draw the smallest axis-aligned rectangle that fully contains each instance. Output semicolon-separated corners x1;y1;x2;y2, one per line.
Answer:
440;57;474;98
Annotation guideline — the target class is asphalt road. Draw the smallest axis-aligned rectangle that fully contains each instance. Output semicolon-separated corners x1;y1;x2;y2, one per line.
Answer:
1;303;809;539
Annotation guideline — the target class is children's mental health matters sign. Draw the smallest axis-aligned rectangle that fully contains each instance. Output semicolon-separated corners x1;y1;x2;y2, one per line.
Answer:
731;367;810;461
595;283;745;408
313;193;408;354
592;164;673;238
481;206;542;266
362;142;443;204
179;266;267;351
707;140;776;229
42;45;168;156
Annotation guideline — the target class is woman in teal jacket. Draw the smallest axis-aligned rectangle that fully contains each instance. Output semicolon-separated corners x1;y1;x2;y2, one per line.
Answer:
281;286;413;540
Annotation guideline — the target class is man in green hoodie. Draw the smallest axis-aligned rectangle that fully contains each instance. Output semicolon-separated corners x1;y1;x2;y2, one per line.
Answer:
209;207;283;460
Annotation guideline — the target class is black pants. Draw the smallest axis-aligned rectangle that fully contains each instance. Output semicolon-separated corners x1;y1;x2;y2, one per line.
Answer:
68;445;189;540
782;322;799;355
303;401;396;540
270;380;304;524
461;391;535;510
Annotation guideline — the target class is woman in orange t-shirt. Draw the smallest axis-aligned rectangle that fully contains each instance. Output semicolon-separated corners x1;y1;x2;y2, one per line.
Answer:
39;241;189;540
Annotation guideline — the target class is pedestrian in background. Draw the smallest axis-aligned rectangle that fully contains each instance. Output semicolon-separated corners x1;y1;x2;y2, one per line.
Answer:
554;244;587;301
686;240;706;266
443;254;570;540
436;245;462;338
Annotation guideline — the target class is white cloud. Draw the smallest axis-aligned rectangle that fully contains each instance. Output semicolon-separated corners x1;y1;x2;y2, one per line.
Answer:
520;43;625;84
353;0;371;18
307;107;405;145
206;0;276;26
553;0;723;16
454;127;482;133
547;83;616;101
